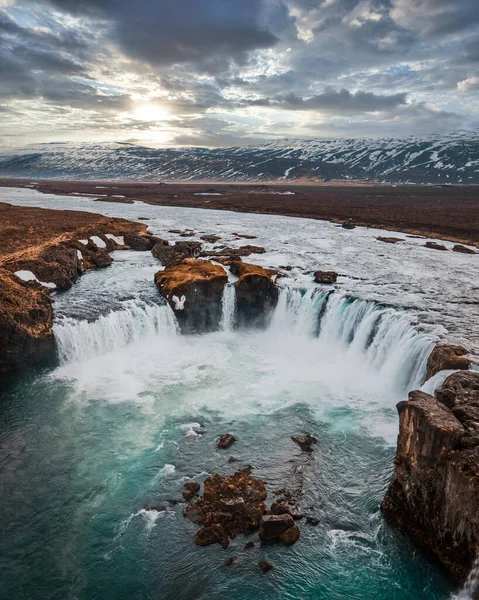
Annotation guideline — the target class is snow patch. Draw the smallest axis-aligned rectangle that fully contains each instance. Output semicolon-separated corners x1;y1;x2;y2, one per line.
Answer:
90;235;107;248
105;233;125;245
14;270;56;289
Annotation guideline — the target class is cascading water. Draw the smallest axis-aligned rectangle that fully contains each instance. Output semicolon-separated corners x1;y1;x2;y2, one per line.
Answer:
272;286;437;392
220;284;236;332
54;299;178;364
452;556;479;599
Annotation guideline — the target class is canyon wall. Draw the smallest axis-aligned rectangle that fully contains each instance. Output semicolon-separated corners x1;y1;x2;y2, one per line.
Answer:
382;371;479;581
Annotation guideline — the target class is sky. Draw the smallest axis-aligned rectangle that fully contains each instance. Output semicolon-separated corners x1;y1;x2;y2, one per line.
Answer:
0;0;478;147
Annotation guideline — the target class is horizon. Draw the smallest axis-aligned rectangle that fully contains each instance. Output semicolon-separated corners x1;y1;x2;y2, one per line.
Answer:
1;0;479;148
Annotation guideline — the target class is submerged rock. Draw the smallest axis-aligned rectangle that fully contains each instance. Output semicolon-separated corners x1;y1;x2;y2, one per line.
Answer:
426;344;471;380
230;261;279;328
258;560;274;573
291;434;317;453
225;557;234;567
382;373;479;581
314;270;338;284
217;434;236;449
342;222;356;229
154;259;227;333
183;482;201;501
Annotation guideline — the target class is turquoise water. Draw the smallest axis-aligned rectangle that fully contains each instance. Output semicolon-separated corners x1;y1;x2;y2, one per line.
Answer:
0;251;457;600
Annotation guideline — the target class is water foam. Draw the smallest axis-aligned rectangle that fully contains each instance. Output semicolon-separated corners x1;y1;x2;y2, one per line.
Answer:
54;300;178;364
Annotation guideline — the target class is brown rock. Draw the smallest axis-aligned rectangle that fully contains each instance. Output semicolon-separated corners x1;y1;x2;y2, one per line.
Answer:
314;270;338;284
377;236;404;244
194;526;219;546
381;388;479;581
280;525;300;545
183;467;268;543
0;270;55;372
154;259;227;333
230;262;279;328
453;244;477;254
183;505;203;524
425;241;447;251
201;235;222;243
259;514;294;541
426;344;471;380
225;557;234;567
244;541;255;550
183;482;201;501
342;222;356;229
232;233;257;239
305;516;320;526
291;434;317;452
258;561;274;573
217;434;237;449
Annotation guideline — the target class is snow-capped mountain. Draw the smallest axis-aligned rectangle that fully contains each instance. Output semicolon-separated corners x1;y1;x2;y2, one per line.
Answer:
0;132;478;184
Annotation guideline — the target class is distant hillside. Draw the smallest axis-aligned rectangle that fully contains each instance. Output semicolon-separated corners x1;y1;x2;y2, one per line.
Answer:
1;132;478;184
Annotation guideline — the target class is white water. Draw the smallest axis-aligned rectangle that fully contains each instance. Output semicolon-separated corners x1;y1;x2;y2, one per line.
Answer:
54;284;436;396
452;555;479;599
54;299;178;363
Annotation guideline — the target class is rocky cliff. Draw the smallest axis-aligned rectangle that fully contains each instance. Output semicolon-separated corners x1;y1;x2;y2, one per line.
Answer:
0;202;158;373
382;370;479;581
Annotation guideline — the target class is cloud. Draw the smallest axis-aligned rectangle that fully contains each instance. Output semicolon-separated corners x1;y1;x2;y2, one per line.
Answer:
35;0;278;70
457;76;479;93
244;88;408;113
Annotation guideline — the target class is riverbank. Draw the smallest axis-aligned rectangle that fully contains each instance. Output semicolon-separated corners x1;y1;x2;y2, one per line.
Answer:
1;179;479;248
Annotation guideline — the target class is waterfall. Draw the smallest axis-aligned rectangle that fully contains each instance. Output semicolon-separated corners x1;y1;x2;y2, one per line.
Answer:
452;555;479;599
220;284;236;332
54;300;178;364
272;287;436;392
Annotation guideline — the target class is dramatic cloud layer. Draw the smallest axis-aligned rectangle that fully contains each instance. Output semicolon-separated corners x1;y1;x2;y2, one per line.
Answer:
0;0;478;146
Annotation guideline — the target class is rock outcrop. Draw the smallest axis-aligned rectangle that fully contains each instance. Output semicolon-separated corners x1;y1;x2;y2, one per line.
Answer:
229;261;279;328
183;466;302;551
0;270;55;373
426;344;471;380
154;259;228;333
0;202;160;372
151;240;201;267
382;371;479;581
314;270;338;284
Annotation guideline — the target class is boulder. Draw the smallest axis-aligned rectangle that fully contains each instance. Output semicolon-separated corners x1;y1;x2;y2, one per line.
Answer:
244;541;255;550
291;434;317;453
259;514;294;541
201;235;222;243
425;241;447;251
194;525;229;549
202;245;266;259
225;557;234;567
217;434;237;449
426;344;471;380
258;561;274;573
280;525;300;545
342;222;356;229
154;259;228;333
314;270;338;284
453;245;477;254
230;262;279;328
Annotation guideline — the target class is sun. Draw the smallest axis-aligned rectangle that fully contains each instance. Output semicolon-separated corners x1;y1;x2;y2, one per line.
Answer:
131;103;168;122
